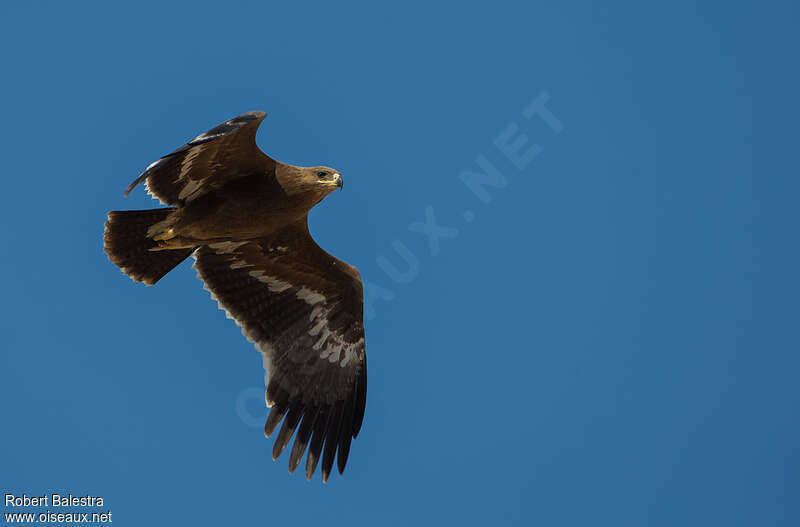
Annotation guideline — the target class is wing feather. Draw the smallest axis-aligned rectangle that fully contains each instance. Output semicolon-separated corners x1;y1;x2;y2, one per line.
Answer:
306;407;331;480
289;405;319;474
272;404;304;460
337;372;358;474
321;400;345;483
125;111;274;205
192;220;366;481
264;389;289;437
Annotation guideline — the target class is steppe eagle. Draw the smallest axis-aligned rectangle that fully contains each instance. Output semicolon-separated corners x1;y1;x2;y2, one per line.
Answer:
103;111;366;483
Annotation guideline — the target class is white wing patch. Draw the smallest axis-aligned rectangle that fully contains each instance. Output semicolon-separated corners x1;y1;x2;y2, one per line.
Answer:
297;287;325;305
144;179;164;204
199;244;362;370
247;270;292;292
176;148;204;201
177;178;203;201
307;305;362;368
139;158;172;204
190;129;228;144
208;241;247;252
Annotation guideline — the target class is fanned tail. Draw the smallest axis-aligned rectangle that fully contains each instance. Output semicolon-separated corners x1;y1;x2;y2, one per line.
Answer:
104;209;194;285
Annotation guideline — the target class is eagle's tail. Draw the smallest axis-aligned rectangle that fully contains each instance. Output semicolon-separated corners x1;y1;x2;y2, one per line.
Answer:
104;209;195;286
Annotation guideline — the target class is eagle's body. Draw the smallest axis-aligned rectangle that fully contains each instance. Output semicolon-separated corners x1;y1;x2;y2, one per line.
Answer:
147;164;333;245
104;112;366;483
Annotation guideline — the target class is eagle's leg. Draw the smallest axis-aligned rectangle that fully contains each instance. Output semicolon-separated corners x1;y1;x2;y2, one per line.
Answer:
151;233;234;250
151;235;197;251
153;228;175;241
149;227;181;250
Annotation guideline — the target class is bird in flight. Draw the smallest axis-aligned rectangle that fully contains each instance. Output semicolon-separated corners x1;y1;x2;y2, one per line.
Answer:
104;111;366;483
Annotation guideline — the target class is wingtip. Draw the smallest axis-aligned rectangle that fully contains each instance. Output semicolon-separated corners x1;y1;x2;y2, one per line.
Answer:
123;172;148;197
306;452;320;481
236;110;267;122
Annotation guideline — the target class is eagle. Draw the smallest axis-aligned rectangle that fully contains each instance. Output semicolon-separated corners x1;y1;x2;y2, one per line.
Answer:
104;111;366;483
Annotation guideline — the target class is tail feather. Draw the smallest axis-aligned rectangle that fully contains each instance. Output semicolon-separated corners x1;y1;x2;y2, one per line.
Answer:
104;209;194;285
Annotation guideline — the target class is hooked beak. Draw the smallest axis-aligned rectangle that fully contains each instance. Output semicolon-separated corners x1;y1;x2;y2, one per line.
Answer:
333;172;343;190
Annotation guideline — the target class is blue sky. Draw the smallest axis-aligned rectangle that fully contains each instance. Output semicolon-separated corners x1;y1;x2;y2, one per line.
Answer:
1;1;797;526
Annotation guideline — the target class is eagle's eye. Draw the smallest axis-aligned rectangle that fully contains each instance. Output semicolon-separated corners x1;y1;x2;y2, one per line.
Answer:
316;170;328;179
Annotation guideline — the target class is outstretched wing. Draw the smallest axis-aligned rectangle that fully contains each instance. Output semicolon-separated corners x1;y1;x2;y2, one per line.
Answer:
192;219;366;482
125;111;275;205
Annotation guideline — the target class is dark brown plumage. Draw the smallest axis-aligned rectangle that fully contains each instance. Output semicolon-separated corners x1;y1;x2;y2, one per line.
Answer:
104;111;366;483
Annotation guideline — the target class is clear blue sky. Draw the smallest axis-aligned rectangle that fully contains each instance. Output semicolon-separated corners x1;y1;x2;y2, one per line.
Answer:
1;1;797;526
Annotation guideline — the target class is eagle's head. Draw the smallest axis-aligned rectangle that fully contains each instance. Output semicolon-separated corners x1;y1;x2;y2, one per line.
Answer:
307;166;343;192
274;163;344;210
278;165;342;207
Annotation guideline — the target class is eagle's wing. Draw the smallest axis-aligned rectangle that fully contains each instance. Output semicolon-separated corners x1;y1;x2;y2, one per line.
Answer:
125;111;274;205
192;219;366;482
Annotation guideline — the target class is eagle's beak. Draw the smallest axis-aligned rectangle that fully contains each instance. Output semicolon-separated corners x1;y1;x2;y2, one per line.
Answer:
334;173;343;190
